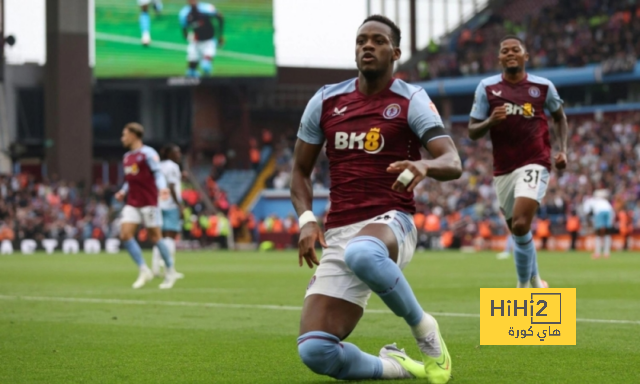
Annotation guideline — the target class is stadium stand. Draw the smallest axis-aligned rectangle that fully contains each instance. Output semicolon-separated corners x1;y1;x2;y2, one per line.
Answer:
399;0;640;80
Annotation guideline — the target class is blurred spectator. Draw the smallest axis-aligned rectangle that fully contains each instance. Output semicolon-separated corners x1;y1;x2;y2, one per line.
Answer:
0;172;212;244
402;0;640;80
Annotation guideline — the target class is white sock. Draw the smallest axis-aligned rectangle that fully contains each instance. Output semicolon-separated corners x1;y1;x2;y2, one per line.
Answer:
140;264;151;273
517;280;530;288
603;235;611;255
151;246;163;273
164;237;176;261
410;311;437;339
594;236;602;255
411;312;442;358
380;358;405;379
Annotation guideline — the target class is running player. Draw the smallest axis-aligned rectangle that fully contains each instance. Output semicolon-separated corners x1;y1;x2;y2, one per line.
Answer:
179;0;224;77
468;35;569;288
584;189;614;259
291;15;461;382
138;0;163;46
115;123;182;289
152;144;184;277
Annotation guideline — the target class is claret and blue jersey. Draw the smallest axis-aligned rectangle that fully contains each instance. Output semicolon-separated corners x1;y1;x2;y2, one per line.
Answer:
470;73;563;176
297;77;447;229
121;145;167;208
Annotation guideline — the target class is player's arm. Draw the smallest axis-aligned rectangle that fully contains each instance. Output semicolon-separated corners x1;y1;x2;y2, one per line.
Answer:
168;183;181;206
291;139;326;268
388;136;462;192
144;149;168;192
168;167;182;207
546;82;568;170
290;88;327;268
390;89;462;191
468;111;506;140
115;182;129;201
550;106;568;169
291;140;322;217
421;136;462;181
468;82;505;140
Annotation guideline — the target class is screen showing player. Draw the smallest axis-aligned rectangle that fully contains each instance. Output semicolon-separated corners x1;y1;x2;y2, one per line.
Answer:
94;0;275;78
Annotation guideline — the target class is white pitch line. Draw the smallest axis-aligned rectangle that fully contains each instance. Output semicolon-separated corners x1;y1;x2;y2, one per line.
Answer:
95;32;275;64
1;295;638;325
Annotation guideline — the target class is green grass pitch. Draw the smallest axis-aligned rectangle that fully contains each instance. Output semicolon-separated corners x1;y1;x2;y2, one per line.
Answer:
95;0;276;78
1;250;639;383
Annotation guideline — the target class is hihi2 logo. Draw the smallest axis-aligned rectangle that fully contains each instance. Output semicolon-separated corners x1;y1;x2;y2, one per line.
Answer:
480;288;576;345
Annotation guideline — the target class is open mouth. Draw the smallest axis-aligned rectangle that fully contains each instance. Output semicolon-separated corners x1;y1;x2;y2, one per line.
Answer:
362;53;376;63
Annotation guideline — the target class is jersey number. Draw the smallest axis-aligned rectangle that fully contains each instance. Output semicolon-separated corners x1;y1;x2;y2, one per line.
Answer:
524;170;540;184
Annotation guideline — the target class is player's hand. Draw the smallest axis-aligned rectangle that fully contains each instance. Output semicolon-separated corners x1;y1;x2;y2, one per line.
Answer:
554;152;567;170
115;191;125;201
218;37;225;48
159;188;171;201
298;222;327;268
488;105;508;126
387;160;428;193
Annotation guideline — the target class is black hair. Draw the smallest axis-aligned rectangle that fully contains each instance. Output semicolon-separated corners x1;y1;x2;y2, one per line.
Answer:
361;14;401;47
160;143;178;160
499;35;526;51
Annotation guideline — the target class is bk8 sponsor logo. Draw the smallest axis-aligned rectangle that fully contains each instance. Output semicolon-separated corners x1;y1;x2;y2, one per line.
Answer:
335;127;384;154
504;102;535;118
124;163;139;175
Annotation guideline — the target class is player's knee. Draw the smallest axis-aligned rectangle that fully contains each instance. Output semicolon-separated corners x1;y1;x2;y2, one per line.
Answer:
297;332;342;377
511;218;531;236
147;231;161;244
344;236;387;277
120;232;134;242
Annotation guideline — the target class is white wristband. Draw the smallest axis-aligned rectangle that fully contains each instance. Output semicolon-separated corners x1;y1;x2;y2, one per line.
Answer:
298;210;317;228
396;169;416;187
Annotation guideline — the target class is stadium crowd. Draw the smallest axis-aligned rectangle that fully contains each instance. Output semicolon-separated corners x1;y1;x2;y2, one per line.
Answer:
3;110;640;250
0;172;245;248
408;0;640;80
263;112;640;248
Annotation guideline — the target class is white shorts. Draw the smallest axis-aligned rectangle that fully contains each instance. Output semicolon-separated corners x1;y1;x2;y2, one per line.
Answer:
137;0;152;6
305;210;418;309
493;164;550;220
120;205;163;228
187;40;217;62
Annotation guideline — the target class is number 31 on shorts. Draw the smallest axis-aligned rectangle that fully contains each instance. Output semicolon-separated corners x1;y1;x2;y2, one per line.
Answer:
523;169;541;186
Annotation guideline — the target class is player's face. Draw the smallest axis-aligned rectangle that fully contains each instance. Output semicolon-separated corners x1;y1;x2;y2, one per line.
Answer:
169;147;182;163
121;128;135;149
355;22;400;79
188;0;197;5
498;39;529;74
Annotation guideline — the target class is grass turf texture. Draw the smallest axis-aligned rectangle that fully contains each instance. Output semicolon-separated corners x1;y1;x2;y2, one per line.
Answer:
0;250;638;383
95;0;275;78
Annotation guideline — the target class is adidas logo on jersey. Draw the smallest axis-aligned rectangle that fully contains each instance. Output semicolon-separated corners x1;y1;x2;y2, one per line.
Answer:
334;127;384;154
504;102;535;118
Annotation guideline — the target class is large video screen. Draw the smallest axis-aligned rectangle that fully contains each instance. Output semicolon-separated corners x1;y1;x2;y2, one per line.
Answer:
94;0;275;78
